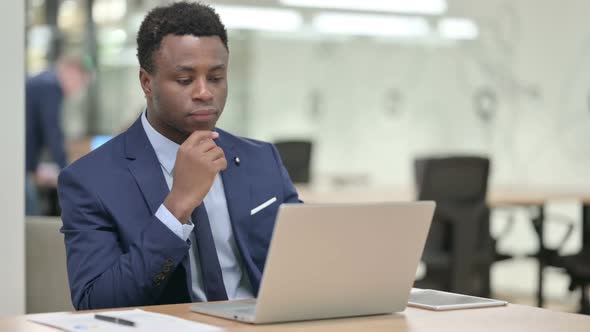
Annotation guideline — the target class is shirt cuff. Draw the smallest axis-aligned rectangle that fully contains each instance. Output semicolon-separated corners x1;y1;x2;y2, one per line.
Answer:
155;204;194;241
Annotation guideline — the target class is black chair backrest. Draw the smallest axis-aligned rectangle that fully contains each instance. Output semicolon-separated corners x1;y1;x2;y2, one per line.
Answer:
414;155;492;295
273;140;313;184
415;156;489;202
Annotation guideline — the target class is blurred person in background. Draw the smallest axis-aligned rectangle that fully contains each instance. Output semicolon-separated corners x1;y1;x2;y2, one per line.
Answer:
25;56;91;215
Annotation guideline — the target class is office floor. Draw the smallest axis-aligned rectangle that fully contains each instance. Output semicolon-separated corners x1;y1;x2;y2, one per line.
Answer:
492;258;584;314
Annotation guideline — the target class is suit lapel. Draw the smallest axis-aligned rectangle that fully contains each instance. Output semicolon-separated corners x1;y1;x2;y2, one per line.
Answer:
124;117;170;215
216;131;262;289
216;132;252;244
123;116;194;299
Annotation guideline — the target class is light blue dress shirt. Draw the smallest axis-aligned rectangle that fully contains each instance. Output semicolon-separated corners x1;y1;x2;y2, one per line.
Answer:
141;112;254;301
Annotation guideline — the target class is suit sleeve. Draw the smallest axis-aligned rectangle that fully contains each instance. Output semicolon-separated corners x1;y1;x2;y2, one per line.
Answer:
269;143;303;204
58;167;190;310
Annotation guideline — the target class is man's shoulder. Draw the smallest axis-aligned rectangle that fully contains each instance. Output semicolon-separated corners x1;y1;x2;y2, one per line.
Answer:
26;70;59;90
61;131;128;179
216;128;272;150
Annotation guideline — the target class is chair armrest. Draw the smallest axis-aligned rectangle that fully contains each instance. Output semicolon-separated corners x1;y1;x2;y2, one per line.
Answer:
544;213;576;252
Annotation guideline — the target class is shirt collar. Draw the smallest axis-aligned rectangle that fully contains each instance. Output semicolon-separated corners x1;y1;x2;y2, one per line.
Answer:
141;110;178;175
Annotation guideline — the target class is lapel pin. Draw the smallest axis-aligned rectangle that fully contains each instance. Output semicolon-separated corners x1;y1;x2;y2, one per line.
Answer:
234;156;240;166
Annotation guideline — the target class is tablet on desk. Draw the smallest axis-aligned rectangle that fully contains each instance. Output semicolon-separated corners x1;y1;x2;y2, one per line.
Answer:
408;289;508;311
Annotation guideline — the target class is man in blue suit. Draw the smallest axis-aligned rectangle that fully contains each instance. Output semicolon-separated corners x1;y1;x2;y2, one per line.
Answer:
58;2;300;310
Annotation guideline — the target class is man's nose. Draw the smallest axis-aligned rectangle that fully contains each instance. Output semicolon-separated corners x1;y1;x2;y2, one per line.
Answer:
192;78;213;101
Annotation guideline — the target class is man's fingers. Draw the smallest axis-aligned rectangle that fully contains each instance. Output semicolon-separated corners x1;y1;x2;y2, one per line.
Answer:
211;156;228;171
206;146;226;163
206;146;227;170
195;139;218;153
184;130;218;147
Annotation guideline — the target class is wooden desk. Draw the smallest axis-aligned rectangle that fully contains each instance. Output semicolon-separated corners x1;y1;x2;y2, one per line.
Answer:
297;185;590;308
4;303;589;331
296;185;590;206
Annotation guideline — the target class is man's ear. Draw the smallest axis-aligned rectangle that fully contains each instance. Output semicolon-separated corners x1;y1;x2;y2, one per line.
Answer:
139;68;153;98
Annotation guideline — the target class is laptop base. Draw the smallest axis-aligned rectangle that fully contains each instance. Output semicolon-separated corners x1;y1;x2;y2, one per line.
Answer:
191;300;257;323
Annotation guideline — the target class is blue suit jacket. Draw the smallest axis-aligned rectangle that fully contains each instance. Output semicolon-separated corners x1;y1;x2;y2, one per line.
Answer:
58;116;300;310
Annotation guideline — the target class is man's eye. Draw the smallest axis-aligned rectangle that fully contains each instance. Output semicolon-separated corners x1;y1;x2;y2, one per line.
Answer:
208;76;223;82
177;79;193;85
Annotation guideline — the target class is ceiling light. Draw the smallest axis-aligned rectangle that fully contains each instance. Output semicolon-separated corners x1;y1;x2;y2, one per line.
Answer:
281;0;447;15
313;13;431;38
437;18;479;40
214;5;303;32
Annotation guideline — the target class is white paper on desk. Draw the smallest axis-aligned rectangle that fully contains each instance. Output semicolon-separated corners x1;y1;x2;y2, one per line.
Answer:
28;308;223;332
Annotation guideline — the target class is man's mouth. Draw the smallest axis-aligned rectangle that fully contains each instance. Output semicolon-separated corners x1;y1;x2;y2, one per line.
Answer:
188;109;217;121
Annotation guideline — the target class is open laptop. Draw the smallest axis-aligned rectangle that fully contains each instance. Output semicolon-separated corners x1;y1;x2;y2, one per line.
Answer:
191;201;435;324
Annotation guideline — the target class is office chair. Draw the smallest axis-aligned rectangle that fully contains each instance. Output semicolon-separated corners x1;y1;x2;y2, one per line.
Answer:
545;212;589;314
273;140;313;184
521;204;577;309
413;156;510;297
559;250;590;314
26;217;73;313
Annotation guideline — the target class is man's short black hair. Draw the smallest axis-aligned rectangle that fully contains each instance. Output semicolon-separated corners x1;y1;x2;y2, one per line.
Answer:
136;1;228;74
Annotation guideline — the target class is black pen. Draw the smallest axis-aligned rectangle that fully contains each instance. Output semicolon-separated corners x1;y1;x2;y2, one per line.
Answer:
94;314;136;327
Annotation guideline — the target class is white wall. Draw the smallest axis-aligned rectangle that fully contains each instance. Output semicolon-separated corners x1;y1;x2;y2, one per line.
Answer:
235;0;590;188
89;0;590;188
0;1;25;316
